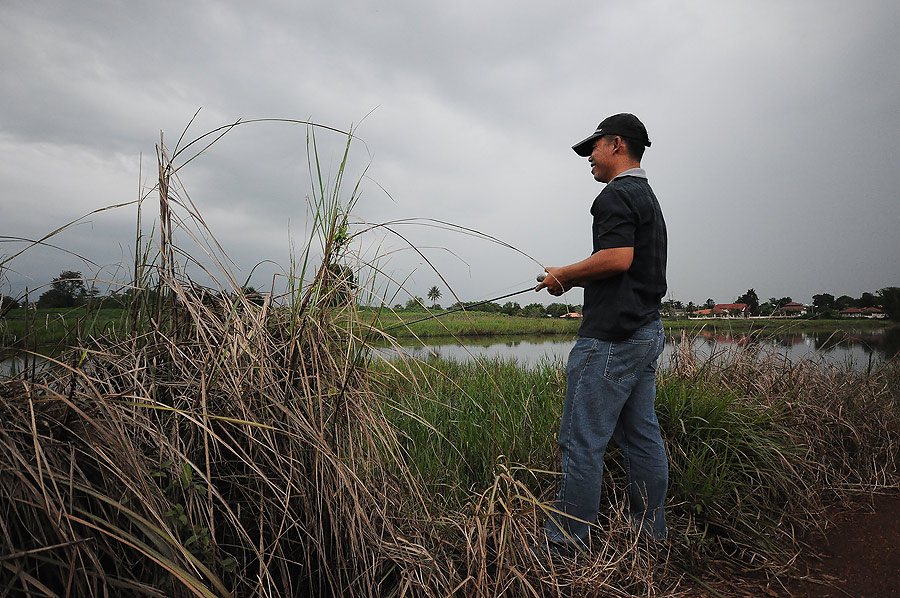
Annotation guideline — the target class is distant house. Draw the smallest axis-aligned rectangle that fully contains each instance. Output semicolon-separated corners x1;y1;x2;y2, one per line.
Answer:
560;312;583;319
691;303;749;319
841;306;887;319
776;302;807;317
715;303;750;318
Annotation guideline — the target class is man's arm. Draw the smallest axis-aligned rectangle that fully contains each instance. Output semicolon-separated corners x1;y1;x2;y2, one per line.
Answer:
535;246;633;296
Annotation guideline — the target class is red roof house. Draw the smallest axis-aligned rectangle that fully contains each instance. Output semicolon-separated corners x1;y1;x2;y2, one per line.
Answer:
776;302;807;316
714;303;749;318
691;304;749;318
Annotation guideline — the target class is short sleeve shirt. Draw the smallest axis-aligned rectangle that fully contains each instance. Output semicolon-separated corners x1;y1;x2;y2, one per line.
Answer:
578;169;667;341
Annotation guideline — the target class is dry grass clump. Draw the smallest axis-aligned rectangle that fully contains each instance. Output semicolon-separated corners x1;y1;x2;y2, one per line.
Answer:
660;335;900;583
671;335;900;493
0;298;451;597
0;132;454;597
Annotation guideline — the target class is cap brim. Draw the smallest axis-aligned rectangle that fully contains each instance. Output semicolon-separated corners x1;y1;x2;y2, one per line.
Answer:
572;132;601;157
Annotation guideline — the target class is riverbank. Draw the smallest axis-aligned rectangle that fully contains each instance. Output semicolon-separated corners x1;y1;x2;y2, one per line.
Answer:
373;309;893;337
0;306;123;355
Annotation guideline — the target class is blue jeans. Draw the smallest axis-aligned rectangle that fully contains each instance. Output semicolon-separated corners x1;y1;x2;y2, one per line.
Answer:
545;319;668;548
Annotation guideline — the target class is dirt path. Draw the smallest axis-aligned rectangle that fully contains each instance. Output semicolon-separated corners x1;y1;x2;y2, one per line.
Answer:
781;492;900;598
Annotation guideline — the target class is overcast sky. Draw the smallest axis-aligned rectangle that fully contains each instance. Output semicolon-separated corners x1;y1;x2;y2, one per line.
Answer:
2;0;898;309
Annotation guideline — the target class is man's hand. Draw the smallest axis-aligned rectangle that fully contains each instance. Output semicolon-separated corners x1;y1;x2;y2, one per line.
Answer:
535;248;633;296
535;266;572;296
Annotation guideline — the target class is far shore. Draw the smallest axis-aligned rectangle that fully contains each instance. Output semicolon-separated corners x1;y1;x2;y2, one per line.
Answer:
371;310;894;338
2;306;895;353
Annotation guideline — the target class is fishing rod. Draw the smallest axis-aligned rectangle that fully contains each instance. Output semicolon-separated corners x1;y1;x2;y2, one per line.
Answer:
384;273;548;332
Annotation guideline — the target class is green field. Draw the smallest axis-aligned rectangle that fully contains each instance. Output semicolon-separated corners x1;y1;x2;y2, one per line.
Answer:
371;307;893;337
1;306;124;353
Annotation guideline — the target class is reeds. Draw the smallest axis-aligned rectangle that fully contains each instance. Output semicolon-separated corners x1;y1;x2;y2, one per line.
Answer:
660;336;900;580
0;124;445;597
2;120;898;597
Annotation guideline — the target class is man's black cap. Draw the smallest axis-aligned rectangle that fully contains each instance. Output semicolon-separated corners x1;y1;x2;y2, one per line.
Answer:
572;113;651;156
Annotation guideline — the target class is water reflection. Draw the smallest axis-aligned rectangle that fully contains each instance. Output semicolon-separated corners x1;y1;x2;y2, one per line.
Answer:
5;328;897;377
0;354;50;378
374;327;898;371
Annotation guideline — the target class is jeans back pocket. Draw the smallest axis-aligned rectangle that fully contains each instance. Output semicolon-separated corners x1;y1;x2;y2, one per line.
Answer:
603;338;654;382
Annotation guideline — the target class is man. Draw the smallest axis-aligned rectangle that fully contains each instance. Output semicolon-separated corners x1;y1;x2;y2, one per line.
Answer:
535;113;668;553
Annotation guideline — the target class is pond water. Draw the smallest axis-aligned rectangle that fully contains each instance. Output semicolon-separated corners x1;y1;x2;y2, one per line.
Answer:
373;327;900;371
4;327;897;378
0;354;51;378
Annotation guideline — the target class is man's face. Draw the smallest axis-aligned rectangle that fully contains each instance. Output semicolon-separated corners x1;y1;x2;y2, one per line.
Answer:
588;136;615;183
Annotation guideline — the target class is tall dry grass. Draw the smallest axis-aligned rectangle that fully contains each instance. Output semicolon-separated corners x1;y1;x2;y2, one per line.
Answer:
0;125;447;597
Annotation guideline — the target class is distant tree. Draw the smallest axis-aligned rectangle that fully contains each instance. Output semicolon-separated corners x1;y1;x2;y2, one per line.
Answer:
661;299;684;317
835;295;855;310
775;297;793;309
660;300;673;316
877;287;900;320
686;301;696;315
735;288;760;315
501;301;521;316
1;295;21;313
546;303;570;318
404;296;424;310
37;270;87;308
857;292;877;308
704;298;716;309
471;301;502;313
97;293;128;309
521;302;545;318
812;293;836;311
427;286;442;307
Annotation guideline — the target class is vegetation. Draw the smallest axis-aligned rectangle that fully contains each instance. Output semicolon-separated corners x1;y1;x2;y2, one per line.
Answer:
34;270;94;308
370;309;581;337
381;348;900;573
1;306;124;357
664;287;900;320
2;121;899;597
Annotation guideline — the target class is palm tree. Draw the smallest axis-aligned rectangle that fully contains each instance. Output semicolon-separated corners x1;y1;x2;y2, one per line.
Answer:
427;285;442;307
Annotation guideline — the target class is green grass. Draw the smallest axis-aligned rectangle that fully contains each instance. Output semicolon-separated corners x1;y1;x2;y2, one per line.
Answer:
1;306;123;353
6;307;889;353
663;316;893;333
370;309;894;338
375;356;565;507
656;375;803;563
377;347;900;572
369;309;583;337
